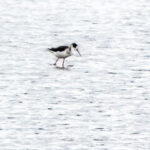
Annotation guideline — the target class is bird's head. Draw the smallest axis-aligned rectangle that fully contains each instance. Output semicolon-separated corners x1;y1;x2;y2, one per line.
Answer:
71;43;81;56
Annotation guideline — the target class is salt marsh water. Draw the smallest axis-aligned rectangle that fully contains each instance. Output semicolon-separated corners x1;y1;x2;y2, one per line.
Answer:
0;0;150;149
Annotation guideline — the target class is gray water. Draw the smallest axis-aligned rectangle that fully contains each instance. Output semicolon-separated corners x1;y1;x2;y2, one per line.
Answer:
0;0;150;150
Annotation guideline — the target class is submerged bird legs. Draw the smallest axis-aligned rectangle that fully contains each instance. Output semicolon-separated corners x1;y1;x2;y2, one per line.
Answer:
53;58;65;68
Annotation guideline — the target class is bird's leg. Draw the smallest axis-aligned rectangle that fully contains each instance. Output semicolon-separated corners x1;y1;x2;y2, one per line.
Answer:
62;58;65;68
54;58;59;65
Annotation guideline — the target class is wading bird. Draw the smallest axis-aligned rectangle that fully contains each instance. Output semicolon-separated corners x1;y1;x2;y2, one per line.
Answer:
48;43;81;68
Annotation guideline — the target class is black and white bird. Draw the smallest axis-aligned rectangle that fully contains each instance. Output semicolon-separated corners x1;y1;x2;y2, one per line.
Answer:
48;43;81;68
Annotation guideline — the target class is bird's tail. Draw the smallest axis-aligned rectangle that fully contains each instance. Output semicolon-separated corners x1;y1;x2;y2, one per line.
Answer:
47;48;55;53
47;48;52;51
48;48;56;51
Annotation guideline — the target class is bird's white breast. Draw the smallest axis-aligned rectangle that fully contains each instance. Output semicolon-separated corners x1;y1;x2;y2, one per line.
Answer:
54;49;72;58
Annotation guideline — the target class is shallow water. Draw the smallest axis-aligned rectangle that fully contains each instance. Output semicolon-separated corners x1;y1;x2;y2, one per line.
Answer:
0;0;150;150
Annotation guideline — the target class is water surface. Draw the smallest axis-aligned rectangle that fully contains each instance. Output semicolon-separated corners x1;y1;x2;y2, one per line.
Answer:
0;0;150;149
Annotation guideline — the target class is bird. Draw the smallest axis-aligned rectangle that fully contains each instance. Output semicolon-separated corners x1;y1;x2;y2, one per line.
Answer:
48;43;81;68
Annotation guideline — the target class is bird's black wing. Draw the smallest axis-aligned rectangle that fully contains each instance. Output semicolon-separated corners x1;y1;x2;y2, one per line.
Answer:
48;46;69;52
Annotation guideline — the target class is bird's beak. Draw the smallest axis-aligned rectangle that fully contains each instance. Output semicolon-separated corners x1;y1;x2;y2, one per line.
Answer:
76;49;81;56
